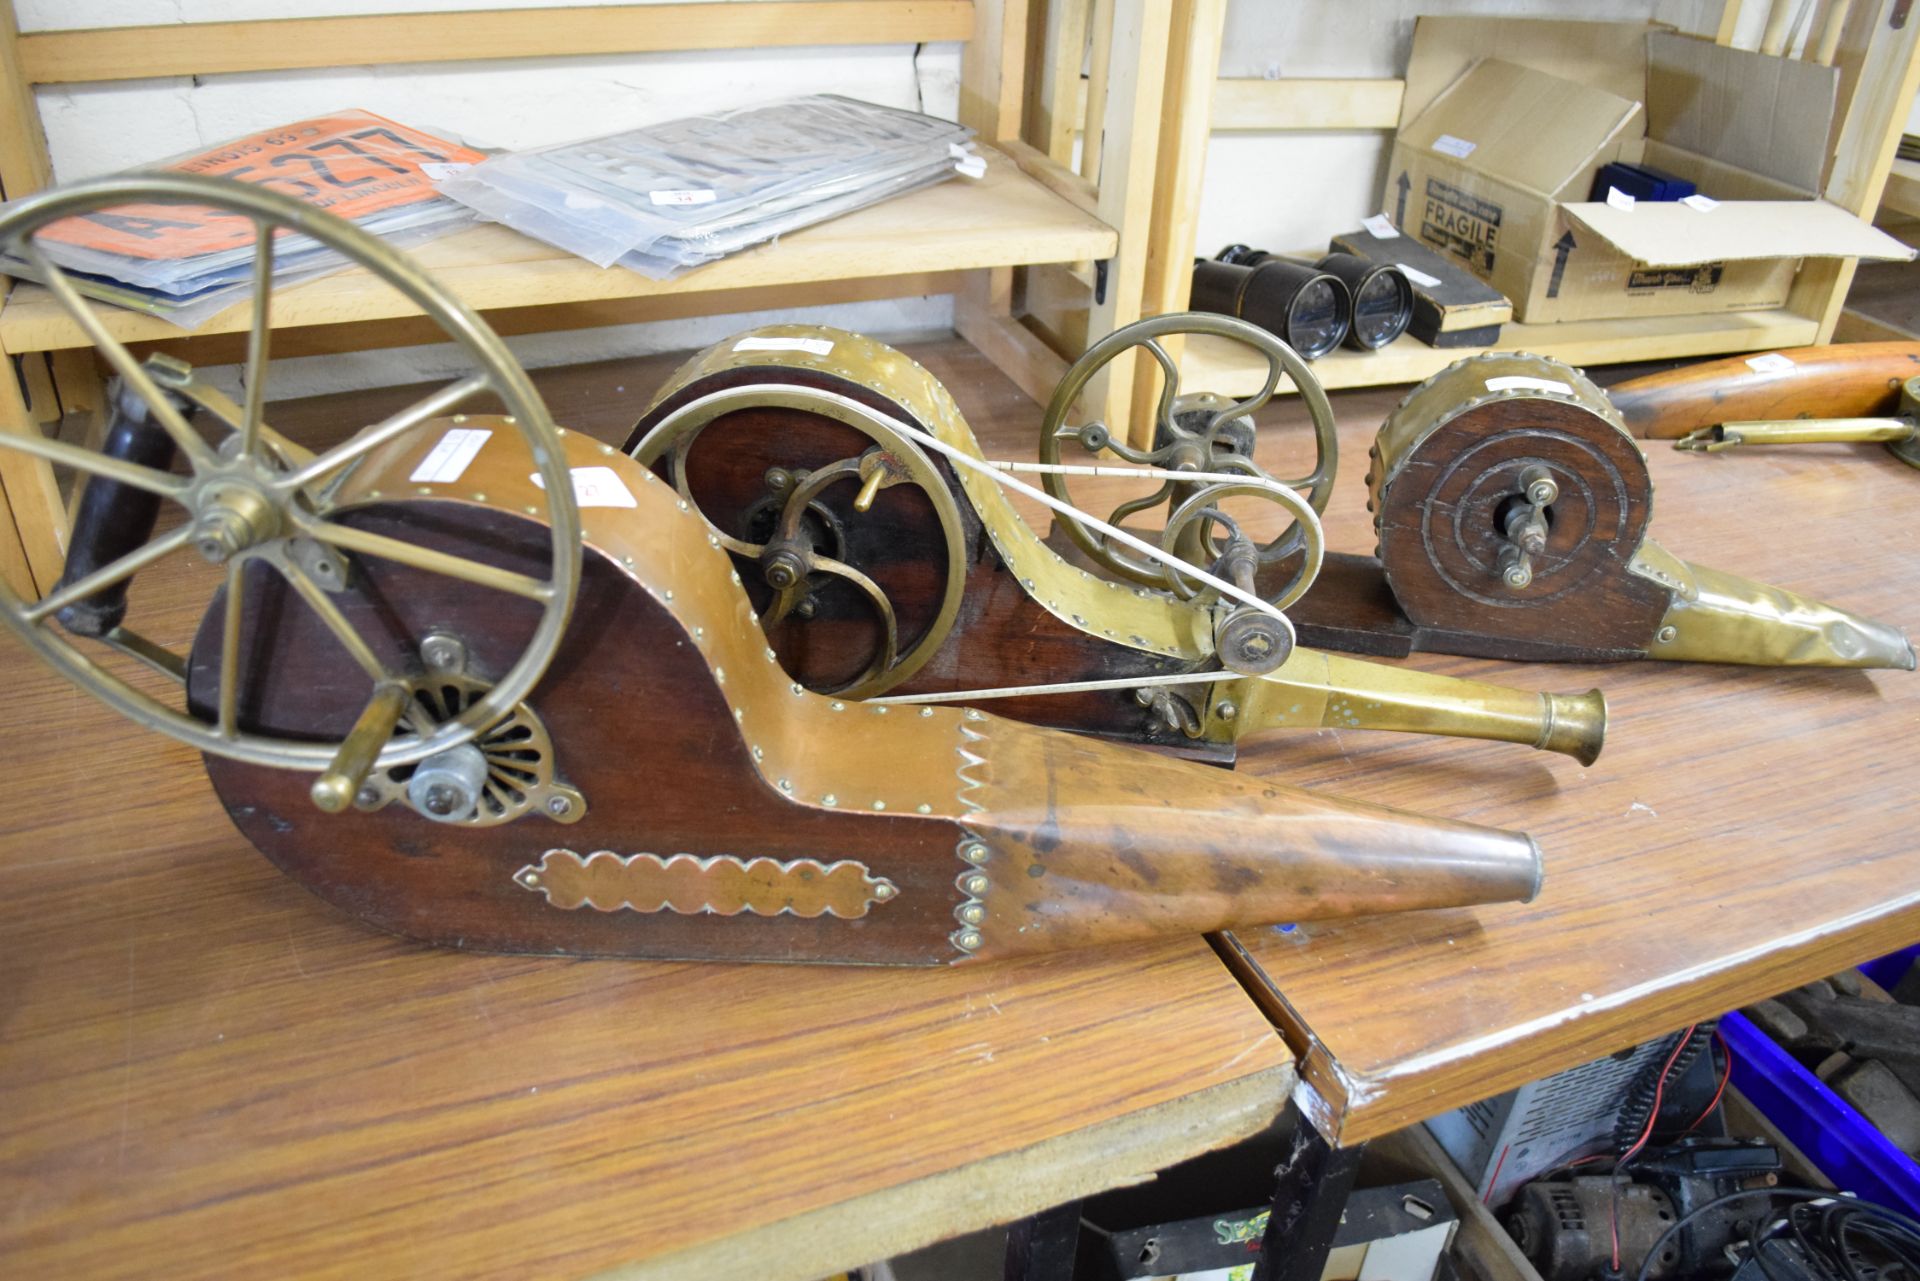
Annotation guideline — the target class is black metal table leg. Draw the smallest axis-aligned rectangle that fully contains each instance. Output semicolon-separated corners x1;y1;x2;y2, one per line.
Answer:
1251;1099;1365;1281
1004;1197;1083;1281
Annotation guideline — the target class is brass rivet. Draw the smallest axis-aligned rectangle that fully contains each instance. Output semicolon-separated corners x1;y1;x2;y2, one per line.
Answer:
822;794;838;806
1657;626;1678;644
958;903;985;925
962;843;988;864
873;800;886;811
917;803;932;814
961;873;989;895
873;883;895;900
955;929;983;951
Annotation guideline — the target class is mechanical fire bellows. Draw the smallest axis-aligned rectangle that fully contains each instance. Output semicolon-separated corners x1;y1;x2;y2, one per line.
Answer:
0;174;1543;966
627;315;1606;766
1285;353;1915;669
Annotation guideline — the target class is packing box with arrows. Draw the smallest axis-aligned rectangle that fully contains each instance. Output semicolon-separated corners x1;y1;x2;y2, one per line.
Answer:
1385;18;1915;324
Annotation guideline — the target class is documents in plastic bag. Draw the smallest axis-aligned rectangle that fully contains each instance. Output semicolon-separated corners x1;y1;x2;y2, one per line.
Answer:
4;111;485;327
438;95;976;278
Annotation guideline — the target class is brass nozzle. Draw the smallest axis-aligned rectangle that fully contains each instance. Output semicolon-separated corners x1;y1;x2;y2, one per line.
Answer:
1537;689;1607;767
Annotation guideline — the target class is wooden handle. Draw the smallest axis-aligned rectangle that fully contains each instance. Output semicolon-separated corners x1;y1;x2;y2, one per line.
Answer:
50;382;180;638
1609;343;1920;438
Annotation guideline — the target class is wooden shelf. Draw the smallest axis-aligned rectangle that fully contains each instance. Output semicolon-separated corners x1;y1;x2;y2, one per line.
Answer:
1179;307;1824;398
0;147;1117;354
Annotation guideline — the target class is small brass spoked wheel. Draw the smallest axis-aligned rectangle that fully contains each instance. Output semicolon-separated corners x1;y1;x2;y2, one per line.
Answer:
0;174;581;807
630;385;966;697
1038;312;1336;611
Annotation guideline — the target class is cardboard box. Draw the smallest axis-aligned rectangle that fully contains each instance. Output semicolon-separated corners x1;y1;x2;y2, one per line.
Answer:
1384;20;1915;324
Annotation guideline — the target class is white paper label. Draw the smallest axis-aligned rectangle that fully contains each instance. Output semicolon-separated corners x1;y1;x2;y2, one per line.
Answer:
1745;352;1796;375
529;466;637;508
409;428;491;484
649;188;717;206
1682;193;1720;212
1606;186;1636;211
733;336;836;356
418;161;472;182
954;156;988;179
1433;134;1477;158
1487;375;1574;396
1397;262;1442;288
1361;213;1400;239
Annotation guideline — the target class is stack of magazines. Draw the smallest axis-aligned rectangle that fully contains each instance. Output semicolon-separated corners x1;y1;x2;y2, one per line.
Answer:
8;111;484;327
438;95;976;279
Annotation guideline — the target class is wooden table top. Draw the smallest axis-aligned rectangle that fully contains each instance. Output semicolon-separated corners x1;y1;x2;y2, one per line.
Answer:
1213;399;1920;1145
0;342;1294;1281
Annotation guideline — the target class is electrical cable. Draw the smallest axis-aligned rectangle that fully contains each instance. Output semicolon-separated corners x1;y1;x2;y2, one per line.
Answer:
1637;1189;1830;1281
1613;1026;1698;1269
1633;1187;1920;1281
1680;1030;1734;1138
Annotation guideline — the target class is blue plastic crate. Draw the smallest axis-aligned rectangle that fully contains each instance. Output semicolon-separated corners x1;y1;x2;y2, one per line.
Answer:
1721;1005;1920;1215
1859;944;1919;994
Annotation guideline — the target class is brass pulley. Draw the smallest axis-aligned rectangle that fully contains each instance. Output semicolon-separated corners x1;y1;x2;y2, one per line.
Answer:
627;326;968;697
1038;313;1335;612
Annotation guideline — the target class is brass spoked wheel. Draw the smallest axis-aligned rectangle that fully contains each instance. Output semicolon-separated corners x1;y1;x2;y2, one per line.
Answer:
0;174;581;805
630;384;966;698
1038;312;1336;610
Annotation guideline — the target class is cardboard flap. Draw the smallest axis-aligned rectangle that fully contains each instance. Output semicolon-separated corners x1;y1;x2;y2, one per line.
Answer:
1401;17;1656;129
1401;60;1642;198
1563;199;1915;266
1646;32;1837;194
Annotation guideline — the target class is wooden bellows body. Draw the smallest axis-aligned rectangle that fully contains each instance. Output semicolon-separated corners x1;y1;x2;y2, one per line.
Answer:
199;425;1543;964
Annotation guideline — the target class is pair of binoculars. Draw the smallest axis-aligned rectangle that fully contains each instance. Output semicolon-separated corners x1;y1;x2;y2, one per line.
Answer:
1190;245;1414;359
